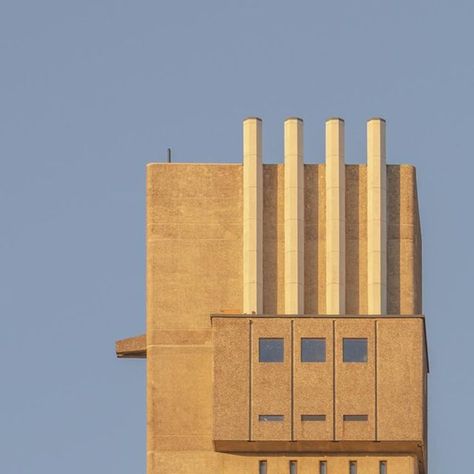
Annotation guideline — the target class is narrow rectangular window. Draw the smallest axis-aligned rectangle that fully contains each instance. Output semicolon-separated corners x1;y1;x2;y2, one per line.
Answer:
319;461;327;474
380;461;387;474
259;414;284;422
301;338;326;362
349;461;357;474
259;460;267;474
289;460;297;474
343;414;368;422
301;414;326;421
259;338;284;362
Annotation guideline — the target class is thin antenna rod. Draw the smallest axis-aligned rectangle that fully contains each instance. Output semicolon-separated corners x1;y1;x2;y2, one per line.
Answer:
167;148;171;163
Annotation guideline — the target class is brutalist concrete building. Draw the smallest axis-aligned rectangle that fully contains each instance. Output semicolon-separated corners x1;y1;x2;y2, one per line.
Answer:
117;117;428;474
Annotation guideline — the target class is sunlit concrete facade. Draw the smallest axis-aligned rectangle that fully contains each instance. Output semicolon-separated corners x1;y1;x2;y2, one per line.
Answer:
117;117;427;474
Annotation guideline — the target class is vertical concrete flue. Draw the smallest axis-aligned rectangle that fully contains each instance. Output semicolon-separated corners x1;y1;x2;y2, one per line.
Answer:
284;118;304;314
325;118;346;315
243;117;263;314
117;114;426;474
367;118;387;314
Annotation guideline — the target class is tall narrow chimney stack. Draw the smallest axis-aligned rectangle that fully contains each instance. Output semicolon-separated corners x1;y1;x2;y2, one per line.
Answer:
325;118;346;315
367;118;387;314
284;118;304;314
243;117;263;314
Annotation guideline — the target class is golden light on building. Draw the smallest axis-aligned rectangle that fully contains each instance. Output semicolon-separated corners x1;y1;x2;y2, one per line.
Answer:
116;117;427;474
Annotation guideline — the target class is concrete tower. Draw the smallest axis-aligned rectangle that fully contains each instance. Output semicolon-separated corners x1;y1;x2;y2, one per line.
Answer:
116;117;428;474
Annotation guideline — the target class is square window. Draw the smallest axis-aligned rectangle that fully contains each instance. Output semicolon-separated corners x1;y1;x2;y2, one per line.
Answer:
343;338;368;362
259;338;284;362
301;338;326;362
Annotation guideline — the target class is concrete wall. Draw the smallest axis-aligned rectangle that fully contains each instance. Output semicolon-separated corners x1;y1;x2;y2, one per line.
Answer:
146;164;243;472
259;163;421;316
387;165;422;315
294;319;333;441
154;453;418;474
262;165;286;314
145;162;422;327
251;319;292;440
335;319;376;441
213;316;426;448
144;158;424;473
213;318;249;441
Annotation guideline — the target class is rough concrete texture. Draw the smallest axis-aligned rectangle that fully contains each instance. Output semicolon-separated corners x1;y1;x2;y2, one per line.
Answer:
115;334;146;358
213;318;249;440
335;318;376;441
251;318;292;441
263;164;286;315
152;452;418;474
117;120;426;474
213;315;426;458
294;319;334;441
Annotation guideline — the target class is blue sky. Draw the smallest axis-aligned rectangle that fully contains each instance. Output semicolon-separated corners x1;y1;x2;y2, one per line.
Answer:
1;1;473;472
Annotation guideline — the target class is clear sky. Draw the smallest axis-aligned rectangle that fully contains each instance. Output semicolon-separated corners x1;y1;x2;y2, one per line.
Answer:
1;1;472;473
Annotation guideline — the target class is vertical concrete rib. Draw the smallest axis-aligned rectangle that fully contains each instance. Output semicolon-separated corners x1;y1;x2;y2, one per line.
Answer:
243;117;263;314
284;118;304;315
248;319;253;441
290;319;295;441
367;118;387;315
325;118;345;315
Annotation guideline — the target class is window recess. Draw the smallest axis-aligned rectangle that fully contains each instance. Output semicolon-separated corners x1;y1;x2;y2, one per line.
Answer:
343;415;368;422
301;414;326;421
259;415;284;422
343;338;368;362
259;338;284;362
301;338;326;362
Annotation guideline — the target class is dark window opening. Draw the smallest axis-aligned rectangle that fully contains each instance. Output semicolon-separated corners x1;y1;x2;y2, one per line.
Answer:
259;338;284;362
343;338;368;362
301;414;326;421
380;461;387;474
343;415;368;422
259;415;284;422
289;460;297;474
259;460;267;474
350;461;357;474
301;338;326;362
320;461;327;474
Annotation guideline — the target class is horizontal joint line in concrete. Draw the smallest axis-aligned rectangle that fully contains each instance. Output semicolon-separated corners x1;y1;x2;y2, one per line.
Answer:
148;238;241;242
210;313;425;319
147;344;213;348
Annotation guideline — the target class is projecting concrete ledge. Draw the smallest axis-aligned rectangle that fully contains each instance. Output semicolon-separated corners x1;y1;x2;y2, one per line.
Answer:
115;334;146;358
214;440;426;474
